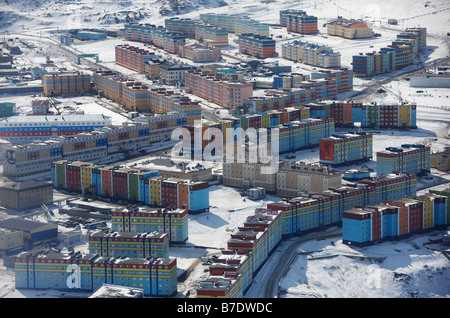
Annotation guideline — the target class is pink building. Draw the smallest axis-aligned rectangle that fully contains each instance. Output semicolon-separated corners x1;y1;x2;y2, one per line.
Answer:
185;69;253;109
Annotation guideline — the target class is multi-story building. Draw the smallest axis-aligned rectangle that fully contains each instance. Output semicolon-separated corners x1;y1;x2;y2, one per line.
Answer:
42;72;92;97
0;180;53;210
185;69;253;109
281;40;341;68
147;88;201;124
197;208;282;298
222;160;341;196
93;70;201;124
115;44;156;73
430;146;450;171
88;230;169;258
165;17;197;38
376;144;431;176
280;9;318;34
343;193;448;246
276;162;342;197
179;43;221;63
307;101;417;129
158;63;196;85
124;24;186;54
238;34;277;59
327;18;373;39
0;114;112;144
199;13;270;37
0;102;16;117
197;171;418;298
319;132;373;166
195;23;229;47
14;248;178;297
2;113;184;178
0;228;23;255
111;207;188;243
352;27;426;77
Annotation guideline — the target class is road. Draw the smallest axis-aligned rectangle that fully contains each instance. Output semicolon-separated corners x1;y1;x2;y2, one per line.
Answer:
350;56;450;101
243;227;342;298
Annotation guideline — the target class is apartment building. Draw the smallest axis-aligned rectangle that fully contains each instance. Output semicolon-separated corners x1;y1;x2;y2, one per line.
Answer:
88;230;169;259
376;144;431;176
42;72;92;97
199;13;270;37
238;34;277;59
195;23;229;47
319;132;373;166
124;24;186;54
307;101;417;129
327;18;373;39
14;248;178;297
185;69;253;109
281;40;341;68
115;44;156;73
280;9;318;34
179;43;221;62
0;180;53;210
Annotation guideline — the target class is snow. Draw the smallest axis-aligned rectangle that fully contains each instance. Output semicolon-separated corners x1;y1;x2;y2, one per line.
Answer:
0;0;449;299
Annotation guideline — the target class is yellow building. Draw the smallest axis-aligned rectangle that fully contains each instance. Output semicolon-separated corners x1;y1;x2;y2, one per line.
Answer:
0;228;23;255
0;180;53;210
327;18;373;39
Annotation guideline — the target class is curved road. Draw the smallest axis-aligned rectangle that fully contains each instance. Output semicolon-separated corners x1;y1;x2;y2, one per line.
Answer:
244;227;342;298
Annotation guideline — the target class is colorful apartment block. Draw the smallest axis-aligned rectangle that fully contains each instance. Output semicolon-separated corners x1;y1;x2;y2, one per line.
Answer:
353;27;426;77
197;172;418;298
185;69;253;109
111;207;188;243
51;160;209;214
197;208;282;298
165;17;197;38
280;9;318;34
319;132;373;166
0;114;112;144
307;101;417;129
88;230;169;259
42;72;92;97
199;13;270;37
327;18;373;39
179;43;221;63
238;34;277;59
124;24;186;54
93;70;201;123
115;44;156;73
343;193;448;246
14;248;177;296
147;88;201;124
376;144;431;176
2;111;185;178
243;69;353;114
195;23;229;47
281;40;341;68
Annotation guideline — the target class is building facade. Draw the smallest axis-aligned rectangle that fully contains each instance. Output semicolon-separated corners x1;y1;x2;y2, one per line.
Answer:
327;18;373;39
238;34;277;59
0;180;53;210
376;144;431;176
14;248;177;297
42;73;92;97
115;44;156;73
319;132;373;166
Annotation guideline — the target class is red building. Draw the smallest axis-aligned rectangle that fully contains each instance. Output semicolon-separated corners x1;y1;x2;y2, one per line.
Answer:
115;44;157;73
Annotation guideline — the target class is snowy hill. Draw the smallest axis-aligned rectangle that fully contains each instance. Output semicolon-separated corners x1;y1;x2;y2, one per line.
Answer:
1;0;449;34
